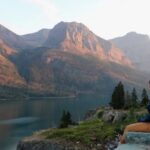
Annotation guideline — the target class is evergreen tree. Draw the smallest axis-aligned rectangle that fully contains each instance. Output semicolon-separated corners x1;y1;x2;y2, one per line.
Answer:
66;111;72;124
59;110;73;128
131;88;138;107
111;82;125;109
141;88;149;106
124;90;132;109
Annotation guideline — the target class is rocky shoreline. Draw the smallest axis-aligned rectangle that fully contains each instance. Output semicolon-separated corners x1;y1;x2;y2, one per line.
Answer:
17;107;147;150
17;131;119;150
17;138;89;150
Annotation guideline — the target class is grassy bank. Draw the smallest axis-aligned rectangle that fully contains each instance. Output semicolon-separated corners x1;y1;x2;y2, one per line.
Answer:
42;119;116;146
40;107;147;147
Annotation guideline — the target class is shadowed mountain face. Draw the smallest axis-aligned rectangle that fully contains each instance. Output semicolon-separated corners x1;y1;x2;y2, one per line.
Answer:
0;24;31;50
111;32;150;72
22;29;50;47
0;39;16;56
0;22;149;96
0;40;25;86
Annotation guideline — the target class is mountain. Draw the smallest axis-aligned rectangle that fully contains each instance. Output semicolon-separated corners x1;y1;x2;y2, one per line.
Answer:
44;22;132;66
12;22;148;96
0;40;25;86
0;38;16;56
13;47;148;98
22;29;50;47
0;24;31;50
0;22;149;98
111;32;150;72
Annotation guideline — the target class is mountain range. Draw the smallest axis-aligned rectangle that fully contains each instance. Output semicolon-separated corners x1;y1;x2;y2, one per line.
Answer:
111;32;150;72
0;22;149;98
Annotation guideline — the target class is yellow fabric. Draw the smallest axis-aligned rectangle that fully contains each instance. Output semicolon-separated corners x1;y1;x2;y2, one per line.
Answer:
124;123;150;133
120;123;150;144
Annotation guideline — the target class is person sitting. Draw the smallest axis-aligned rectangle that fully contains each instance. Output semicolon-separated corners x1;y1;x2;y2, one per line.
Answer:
119;103;150;144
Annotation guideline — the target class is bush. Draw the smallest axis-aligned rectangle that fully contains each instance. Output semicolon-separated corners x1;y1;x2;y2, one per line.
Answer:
59;110;74;128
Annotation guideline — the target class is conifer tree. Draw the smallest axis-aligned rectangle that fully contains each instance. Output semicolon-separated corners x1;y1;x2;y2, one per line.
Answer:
59;110;73;128
111;82;125;109
141;88;149;106
131;88;138;107
124;90;132;109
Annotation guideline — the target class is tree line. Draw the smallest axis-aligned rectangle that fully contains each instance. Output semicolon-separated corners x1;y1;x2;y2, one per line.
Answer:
110;82;149;109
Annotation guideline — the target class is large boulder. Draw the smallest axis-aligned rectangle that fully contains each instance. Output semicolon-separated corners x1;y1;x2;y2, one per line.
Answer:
102;109;127;123
113;111;127;123
102;110;115;123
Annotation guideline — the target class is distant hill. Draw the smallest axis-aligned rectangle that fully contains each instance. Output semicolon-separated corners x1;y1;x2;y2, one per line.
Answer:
111;32;150;72
0;22;149;98
0;24;31;50
22;29;50;47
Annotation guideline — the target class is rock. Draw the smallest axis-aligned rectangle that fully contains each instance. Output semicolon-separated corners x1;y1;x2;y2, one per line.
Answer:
17;140;64;150
113;111;127;123
17;135;114;150
17;140;87;150
17;135;93;150
84;108;98;120
105;137;119;150
102;110;115;123
97;143;102;147
101;108;127;123
85;106;128;124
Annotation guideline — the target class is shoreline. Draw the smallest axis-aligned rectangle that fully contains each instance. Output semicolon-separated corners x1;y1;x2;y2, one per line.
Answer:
0;95;76;101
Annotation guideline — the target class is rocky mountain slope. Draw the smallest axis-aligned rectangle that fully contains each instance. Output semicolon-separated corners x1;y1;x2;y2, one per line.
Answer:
0;39;25;86
44;22;132;66
0;22;149;97
111;32;150;72
0;24;31;50
22;29;50;47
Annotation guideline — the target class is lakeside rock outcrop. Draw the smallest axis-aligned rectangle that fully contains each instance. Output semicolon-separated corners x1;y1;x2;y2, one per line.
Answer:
85;106;147;123
17;107;147;150
17;132;103;150
17;139;89;150
17;134;118;150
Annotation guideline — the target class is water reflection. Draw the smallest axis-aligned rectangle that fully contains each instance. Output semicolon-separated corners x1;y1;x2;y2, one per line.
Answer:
0;117;39;125
0;94;108;150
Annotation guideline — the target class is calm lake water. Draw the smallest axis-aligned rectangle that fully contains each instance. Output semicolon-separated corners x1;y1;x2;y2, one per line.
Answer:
0;94;109;150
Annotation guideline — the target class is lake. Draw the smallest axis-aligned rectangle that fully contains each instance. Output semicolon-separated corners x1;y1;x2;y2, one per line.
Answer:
0;94;109;150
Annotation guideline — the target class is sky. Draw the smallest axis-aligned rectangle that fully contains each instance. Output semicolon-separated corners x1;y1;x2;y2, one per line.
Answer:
0;0;150;39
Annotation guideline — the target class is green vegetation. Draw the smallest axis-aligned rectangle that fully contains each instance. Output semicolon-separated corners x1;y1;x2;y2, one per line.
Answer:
42;119;117;146
59;110;74;128
41;108;144;146
124;88;138;109
110;82;125;109
110;82;149;109
37;90;148;147
141;88;149;106
131;88;138;106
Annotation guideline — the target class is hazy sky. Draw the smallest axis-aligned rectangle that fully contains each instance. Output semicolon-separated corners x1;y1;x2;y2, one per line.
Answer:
0;0;150;39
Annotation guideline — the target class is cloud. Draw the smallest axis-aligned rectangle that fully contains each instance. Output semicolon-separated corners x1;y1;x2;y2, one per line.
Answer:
26;0;59;21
